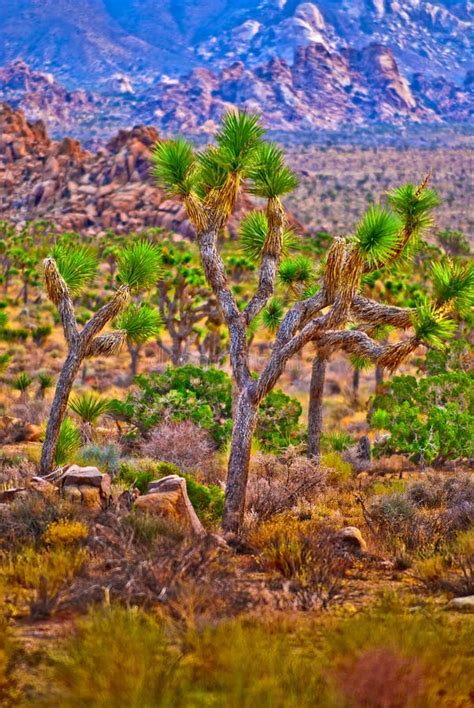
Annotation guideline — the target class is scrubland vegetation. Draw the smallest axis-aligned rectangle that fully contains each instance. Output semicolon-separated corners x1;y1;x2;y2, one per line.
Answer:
0;112;473;706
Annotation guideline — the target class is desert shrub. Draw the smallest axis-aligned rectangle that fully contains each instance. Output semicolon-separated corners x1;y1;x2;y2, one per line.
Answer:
140;420;218;475
321;431;355;453
113;365;302;452
246;449;326;520
118;459;157;494
123;511;186;546
41;606;179;706
415;528;474;596
370;372;474;463
0;495;76;550
254;389;303;451
42;519;88;547
0;545;87;617
321;451;353;484
368;475;474;557
78;443;121;474
250;516;350;608
0;616;20;705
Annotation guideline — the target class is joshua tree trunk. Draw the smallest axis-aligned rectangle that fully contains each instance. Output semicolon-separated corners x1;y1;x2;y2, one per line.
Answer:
352;366;360;398
222;387;259;533
375;364;384;391
307;353;327;462
40;351;82;474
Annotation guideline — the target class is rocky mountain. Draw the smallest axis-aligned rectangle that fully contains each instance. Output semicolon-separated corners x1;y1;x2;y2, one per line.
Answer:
0;103;306;236
0;2;472;137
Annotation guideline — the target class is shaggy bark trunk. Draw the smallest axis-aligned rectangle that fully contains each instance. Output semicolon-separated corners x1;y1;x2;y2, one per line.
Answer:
222;387;258;534
375;364;384;391
39;351;82;474
352;366;360;398
307;354;327;463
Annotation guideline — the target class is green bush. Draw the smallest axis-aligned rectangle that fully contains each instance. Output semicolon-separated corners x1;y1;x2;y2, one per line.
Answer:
370;372;474;463
118;459;224;523
113;364;303;452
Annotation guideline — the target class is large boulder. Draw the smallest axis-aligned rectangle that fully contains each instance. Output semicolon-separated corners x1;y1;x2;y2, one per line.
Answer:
134;475;205;536
59;465;111;510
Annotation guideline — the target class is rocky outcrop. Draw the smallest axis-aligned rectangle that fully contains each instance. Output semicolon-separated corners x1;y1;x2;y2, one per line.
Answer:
134;475;206;536
60;465;111;510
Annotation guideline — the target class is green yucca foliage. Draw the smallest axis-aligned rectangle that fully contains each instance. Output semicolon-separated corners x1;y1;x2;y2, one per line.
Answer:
0;311;7;328
12;371;32;392
117;241;162;292
51;244;98;294
69;393;112;424
431;260;474;317
349;354;373;371
248;143;299;198
414;300;457;350
262;298;284;332
0;352;11;372
150;138;197;197
278;256;313;290
354;205;402;266
388;183;440;237
115;303;162;345
38;372;53;390
196;146;228;195
214;110;265;173
239;211;295;261
55;417;81;465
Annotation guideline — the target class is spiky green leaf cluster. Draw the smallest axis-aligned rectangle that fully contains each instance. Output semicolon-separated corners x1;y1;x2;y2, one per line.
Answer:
388;183;440;236
248;143;298;198
151;138;197;196
12;371;32;392
117;241;162;292
279;256;313;288
354;205;402;266
196;146;228;197
214;111;265;173
69;392;112;424
115;303;162;345
262;298;284;332
239;211;296;261
432;260;474;317
51;244;98;294
0;352;11;372
414;300;457;350
349;354;373;371
54;417;81;466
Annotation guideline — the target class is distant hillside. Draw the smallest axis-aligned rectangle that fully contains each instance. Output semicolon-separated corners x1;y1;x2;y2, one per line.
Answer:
0;1;472;137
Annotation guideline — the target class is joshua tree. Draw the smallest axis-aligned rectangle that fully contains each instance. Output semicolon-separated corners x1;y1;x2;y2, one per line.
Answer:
36;372;53;400
115;303;162;378
69;392;112;442
39;240;162;474
152;111;465;534
12;371;33;403
156;243;220;365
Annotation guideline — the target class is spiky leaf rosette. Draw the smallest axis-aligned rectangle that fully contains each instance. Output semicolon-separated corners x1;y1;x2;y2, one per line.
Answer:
349;354;372;371
387;182;440;238
117;241;162;292
239;211;295;261
54;417;81;466
248;143;298;198
13;371;32;392
50;245;98;295
214;110;265;173
279;256;313;289
115;303;162;345
196;146;228;197
151;138;197;197
69;392;112;424
414;300;457;350
432;259;474;317
262;298;284;332
354;205;402;267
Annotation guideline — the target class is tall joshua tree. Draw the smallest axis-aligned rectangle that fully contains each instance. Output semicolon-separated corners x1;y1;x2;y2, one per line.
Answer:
152;112;463;534
40;241;162;475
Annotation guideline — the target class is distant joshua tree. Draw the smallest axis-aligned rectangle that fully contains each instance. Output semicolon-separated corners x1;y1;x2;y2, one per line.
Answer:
152;111;468;534
39;241;162;474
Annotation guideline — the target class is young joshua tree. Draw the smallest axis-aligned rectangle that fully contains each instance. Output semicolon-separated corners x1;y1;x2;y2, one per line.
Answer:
39;241;162;475
152;112;464;534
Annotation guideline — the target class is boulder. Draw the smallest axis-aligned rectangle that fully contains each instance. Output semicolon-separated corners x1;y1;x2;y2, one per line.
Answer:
28;476;57;497
134;475;205;536
0;415;42;443
446;596;474;613
60;465;111;510
338;526;367;552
